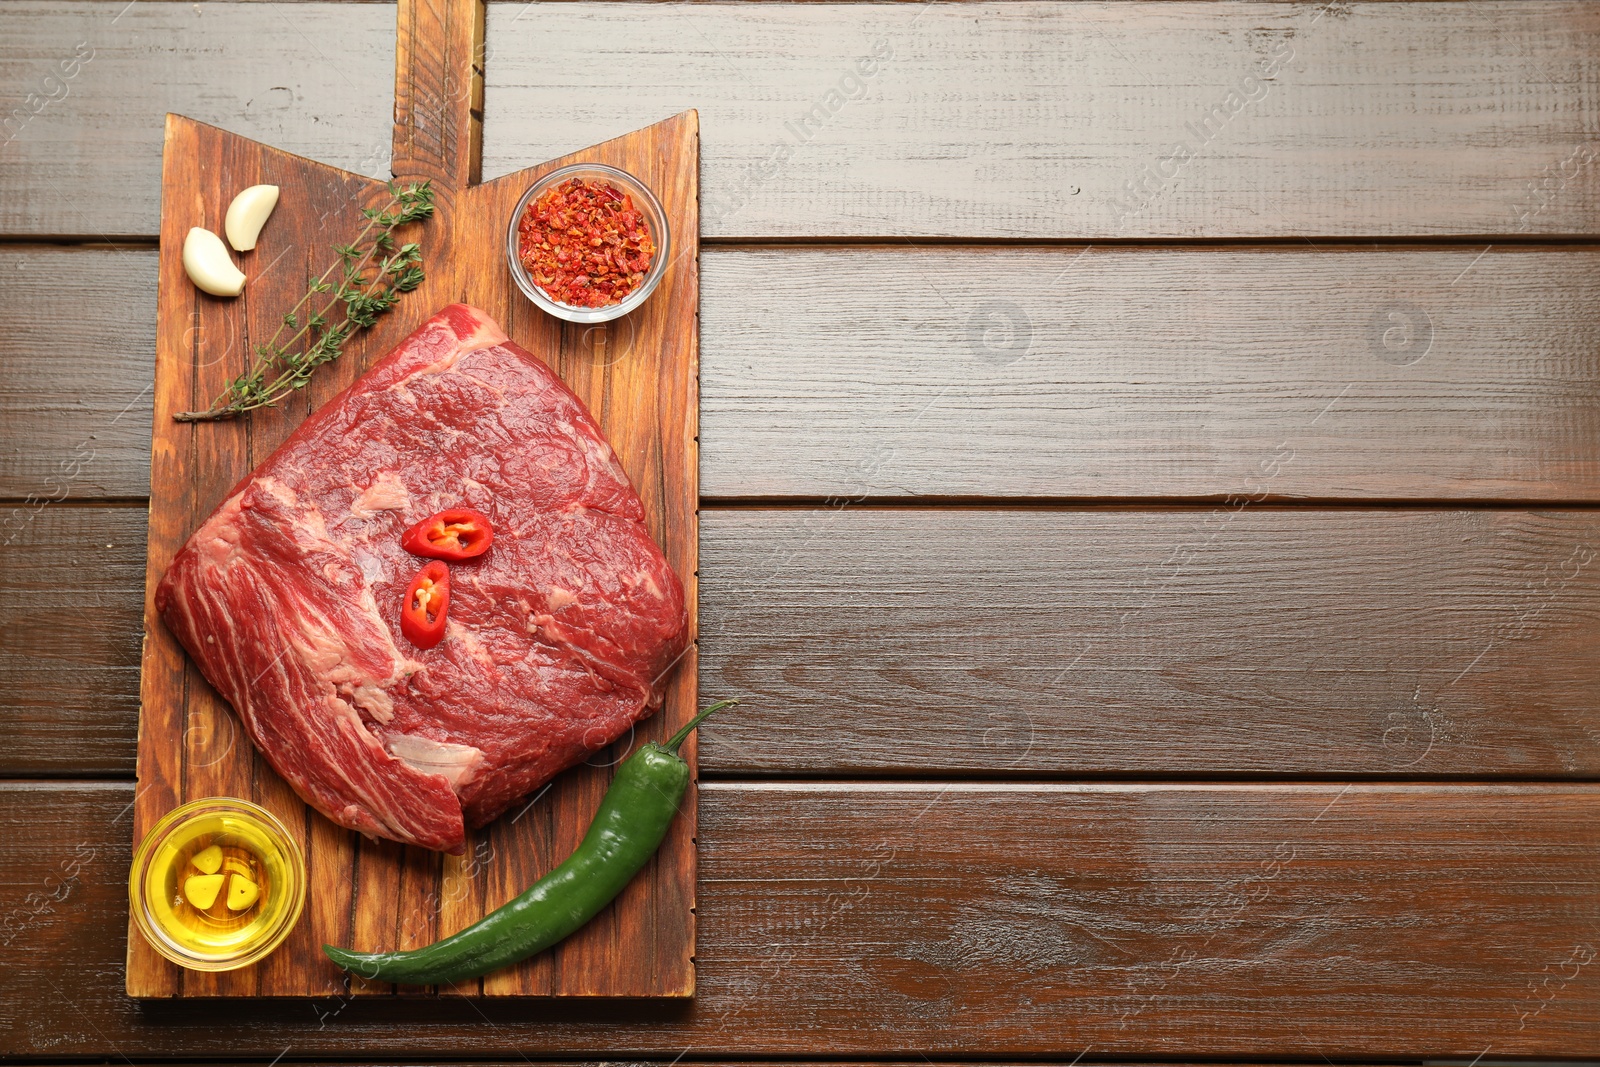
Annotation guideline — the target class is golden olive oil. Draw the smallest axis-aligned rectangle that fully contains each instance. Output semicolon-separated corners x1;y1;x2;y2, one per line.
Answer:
143;812;287;958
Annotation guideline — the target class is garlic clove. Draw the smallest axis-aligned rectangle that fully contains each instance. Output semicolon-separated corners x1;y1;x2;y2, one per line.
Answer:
183;873;226;911
182;226;246;297
190;844;223;875
226;875;261;912
224;183;280;252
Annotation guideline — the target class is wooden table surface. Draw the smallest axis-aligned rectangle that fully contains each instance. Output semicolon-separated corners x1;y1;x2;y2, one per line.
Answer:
1;0;1597;1061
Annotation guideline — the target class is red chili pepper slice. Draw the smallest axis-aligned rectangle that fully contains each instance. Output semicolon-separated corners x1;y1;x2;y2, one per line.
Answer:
401;508;493;561
400;560;450;650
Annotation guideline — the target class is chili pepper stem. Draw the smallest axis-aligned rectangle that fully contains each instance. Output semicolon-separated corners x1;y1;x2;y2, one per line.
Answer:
664;699;740;755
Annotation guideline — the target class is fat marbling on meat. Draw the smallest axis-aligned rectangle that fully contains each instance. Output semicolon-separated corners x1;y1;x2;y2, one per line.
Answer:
156;304;689;853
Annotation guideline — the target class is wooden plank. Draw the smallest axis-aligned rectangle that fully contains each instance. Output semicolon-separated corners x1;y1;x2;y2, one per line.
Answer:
0;249;156;501
0;1;396;238
130;7;699;994
10;244;1600;504
6;2;1597;241
698;508;1600;775
700;244;1600;501
0;506;145;776
5;781;1597;1056
483;1;1600;239
13;504;1600;779
392;0;483;189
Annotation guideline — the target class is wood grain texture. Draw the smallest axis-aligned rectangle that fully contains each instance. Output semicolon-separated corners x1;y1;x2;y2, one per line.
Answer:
698;508;1600;775
129;34;700;999
700;245;1600;501
6;781;1598;1057
482;1;1600;239
6;2;1597;241
393;0;483;188
0;506;145;777
0;250;156;502
0;1;396;238
0;0;1592;1055
11;245;1600;504
14;504;1600;780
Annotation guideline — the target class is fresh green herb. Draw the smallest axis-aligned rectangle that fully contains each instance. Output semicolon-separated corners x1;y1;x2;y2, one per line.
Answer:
174;181;436;423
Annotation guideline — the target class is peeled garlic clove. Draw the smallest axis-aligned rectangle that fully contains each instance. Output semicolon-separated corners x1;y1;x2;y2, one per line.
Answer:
226;875;261;912
224;183;280;252
182;227;246;297
191;844;223;875
183;872;226;911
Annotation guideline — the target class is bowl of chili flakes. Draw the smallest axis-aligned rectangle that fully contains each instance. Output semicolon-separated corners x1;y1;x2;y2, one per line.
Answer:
506;163;669;324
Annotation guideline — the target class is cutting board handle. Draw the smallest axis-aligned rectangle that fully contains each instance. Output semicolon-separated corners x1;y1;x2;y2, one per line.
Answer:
392;0;485;190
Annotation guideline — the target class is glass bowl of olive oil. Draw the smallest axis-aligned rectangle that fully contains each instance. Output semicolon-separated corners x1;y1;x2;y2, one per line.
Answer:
129;797;306;971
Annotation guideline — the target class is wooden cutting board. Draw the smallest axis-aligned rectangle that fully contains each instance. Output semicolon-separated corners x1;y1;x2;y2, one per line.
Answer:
128;0;699;998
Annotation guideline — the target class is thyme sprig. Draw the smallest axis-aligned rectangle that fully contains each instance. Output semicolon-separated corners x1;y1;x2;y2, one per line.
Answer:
174;181;436;422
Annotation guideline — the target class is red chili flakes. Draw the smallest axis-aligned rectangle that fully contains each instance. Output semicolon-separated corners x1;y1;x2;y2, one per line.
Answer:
517;177;655;308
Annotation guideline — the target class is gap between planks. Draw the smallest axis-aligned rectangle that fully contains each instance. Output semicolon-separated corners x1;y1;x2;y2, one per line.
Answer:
9;234;1600;251
700;235;1600;250
23;775;1600;789
0;1061;1439;1067
701;498;1600;511
19;497;1600;510
0;236;160;250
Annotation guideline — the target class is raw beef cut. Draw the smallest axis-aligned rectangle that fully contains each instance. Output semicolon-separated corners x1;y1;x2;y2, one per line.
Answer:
157;304;689;853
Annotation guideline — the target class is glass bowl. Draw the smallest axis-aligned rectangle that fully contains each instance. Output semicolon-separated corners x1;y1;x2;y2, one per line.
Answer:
129;797;306;972
505;162;670;324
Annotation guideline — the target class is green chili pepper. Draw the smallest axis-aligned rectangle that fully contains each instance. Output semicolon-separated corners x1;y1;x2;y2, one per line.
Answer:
322;699;738;986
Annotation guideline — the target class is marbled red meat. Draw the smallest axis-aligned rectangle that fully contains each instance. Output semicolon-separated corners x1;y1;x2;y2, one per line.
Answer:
156;304;688;853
